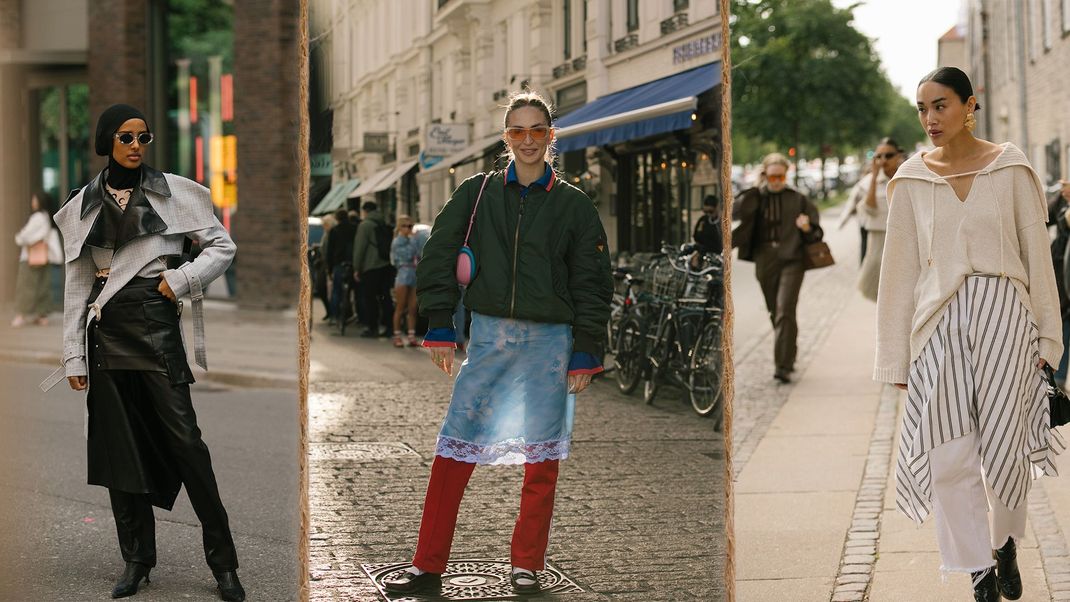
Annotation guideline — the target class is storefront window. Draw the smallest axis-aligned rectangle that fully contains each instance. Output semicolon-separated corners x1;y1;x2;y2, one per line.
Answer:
37;84;91;203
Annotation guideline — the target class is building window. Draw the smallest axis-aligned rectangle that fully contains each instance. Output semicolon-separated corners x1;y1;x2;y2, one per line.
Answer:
1064;0;1070;32
1043;0;1054;49
674;0;689;12
627;0;639;32
583;0;588;53
564;0;572;60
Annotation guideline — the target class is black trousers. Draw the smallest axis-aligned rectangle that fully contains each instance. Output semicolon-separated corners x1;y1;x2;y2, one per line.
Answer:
360;266;395;332
95;369;238;572
753;245;805;374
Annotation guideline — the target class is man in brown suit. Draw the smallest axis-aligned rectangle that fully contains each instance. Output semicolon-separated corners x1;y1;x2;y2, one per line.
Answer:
733;153;823;383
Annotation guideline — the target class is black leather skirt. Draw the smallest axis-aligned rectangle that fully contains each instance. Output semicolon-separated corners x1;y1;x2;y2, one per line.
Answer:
86;276;194;510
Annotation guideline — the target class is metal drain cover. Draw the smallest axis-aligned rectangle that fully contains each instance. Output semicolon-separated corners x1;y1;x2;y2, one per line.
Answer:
310;441;421;461
362;559;583;600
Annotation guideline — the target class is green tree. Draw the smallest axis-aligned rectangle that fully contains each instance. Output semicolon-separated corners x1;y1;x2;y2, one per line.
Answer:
168;0;233;69
731;0;891;195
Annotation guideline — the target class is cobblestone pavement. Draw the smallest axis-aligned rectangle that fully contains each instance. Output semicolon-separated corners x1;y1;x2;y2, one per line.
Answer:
308;374;725;601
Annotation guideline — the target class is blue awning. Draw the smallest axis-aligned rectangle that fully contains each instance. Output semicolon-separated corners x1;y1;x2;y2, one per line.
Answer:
554;61;720;152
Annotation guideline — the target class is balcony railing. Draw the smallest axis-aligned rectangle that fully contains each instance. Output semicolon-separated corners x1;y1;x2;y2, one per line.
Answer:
614;33;639;53
571;54;587;71
552;61;573;79
661;12;688;35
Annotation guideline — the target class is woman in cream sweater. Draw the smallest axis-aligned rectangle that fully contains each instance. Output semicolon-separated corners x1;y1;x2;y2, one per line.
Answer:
875;67;1062;602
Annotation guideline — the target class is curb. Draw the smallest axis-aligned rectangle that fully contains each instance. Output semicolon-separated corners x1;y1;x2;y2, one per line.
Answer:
0;349;297;390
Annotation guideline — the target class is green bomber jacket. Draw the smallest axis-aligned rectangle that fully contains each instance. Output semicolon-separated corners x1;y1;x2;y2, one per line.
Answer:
415;167;613;356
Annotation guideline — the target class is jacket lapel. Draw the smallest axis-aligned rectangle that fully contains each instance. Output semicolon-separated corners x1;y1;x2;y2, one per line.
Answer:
83;166;172;251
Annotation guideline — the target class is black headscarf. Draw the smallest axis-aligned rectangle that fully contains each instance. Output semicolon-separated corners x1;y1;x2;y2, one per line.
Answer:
95;104;148;190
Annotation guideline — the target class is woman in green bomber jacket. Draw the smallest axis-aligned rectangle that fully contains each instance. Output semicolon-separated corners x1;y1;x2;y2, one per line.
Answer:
382;91;613;596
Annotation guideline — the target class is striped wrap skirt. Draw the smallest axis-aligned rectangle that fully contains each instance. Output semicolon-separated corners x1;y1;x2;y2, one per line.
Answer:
896;274;1066;524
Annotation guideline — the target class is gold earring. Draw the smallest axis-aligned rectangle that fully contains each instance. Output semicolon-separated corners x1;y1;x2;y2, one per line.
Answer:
964;112;976;133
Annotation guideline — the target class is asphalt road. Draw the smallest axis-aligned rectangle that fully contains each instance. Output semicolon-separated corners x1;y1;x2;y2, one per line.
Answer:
0;362;300;601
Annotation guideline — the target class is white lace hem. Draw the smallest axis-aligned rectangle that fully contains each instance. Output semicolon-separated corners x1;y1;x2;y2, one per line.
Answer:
435;435;570;465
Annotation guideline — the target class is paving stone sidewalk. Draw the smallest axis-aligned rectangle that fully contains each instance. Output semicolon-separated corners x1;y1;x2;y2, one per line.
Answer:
306;319;727;601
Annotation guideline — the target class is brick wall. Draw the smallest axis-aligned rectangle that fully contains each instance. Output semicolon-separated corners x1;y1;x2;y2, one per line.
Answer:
232;0;302;309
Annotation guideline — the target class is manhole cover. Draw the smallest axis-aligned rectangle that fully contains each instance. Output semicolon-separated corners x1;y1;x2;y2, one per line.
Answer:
310;442;421;461
362;558;583;600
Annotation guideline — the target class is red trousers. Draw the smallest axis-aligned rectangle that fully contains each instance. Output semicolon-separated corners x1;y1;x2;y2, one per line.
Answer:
411;455;560;573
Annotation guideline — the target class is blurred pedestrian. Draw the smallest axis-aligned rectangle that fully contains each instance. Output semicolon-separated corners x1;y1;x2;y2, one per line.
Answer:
352;199;394;337
390;214;423;347
1050;179;1070;383
692;194;723;255
40;104;245;600
326;208;356;324
875;67;1062;602
854;137;904;301
383;90;612;596
313;213;336;320
732;152;824;383
12;191;58;327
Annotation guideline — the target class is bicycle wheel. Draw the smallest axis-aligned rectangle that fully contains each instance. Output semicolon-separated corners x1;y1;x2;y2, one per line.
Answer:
614;314;644;395
606;305;621;355
689;318;725;425
643;320;673;405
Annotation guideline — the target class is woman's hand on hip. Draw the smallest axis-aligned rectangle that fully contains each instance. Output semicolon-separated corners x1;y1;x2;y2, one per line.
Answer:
569;373;592;394
1038;359;1049;370
158;276;177;302
894;383;907;391
431;347;454;376
795;214;812;233
68;376;87;391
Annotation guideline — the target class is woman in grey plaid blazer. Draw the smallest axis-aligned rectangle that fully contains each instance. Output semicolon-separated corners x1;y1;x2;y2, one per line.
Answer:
40;104;245;601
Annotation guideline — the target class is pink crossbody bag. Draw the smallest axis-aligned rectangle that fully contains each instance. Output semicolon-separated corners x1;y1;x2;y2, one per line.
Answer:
455;172;492;286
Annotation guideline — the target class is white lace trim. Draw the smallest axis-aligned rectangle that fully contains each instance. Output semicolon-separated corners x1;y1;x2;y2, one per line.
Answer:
435;435;570;465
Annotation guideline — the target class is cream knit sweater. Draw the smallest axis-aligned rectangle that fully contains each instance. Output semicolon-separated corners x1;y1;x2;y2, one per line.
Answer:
873;142;1062;384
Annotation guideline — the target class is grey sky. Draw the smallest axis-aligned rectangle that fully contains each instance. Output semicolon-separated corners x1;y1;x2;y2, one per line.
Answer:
830;0;964;100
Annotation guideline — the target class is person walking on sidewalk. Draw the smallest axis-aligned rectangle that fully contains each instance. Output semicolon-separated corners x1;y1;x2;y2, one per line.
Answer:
40;104;245;601
390;214;423;347
732;152;824;383
875;67;1064;602
352;200;394;338
12;191;60;327
325;209;356;325
853;137;904;301
1048;179;1070;384
382;90;612;596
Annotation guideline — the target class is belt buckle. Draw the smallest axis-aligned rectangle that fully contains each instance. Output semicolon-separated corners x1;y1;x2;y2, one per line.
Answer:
177;299;183;317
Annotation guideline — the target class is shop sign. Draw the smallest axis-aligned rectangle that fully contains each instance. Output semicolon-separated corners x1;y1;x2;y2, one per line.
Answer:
311;153;332;176
672;32;721;65
364;132;390;153
425;124;469;156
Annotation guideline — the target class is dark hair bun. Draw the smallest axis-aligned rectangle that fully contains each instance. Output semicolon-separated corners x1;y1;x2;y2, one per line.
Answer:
918;67;979;109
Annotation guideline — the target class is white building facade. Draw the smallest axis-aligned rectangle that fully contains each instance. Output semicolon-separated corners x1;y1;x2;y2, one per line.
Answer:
310;0;723;253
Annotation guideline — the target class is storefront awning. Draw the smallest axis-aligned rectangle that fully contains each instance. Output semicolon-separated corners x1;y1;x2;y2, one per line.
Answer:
369;159;419;194
310;179;360;215
421;133;504;175
349;166;394;199
554;61;720;152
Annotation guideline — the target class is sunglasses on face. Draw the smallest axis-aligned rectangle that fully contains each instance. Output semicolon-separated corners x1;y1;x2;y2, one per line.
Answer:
766;174;786;183
876;152;898;160
400;224;413;229
114;132;154;146
504;126;551;142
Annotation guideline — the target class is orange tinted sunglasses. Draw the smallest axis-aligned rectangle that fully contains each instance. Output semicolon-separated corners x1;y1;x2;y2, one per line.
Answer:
766;174;786;183
504;126;552;142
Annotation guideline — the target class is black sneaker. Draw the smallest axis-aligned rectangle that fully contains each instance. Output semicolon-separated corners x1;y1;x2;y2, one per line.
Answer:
383;570;442;594
510;569;540;595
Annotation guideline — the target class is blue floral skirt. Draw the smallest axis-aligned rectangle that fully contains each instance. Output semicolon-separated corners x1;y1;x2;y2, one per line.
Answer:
435;312;575;465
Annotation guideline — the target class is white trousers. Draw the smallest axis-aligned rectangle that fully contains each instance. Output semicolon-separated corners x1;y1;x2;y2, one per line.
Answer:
928;431;1027;572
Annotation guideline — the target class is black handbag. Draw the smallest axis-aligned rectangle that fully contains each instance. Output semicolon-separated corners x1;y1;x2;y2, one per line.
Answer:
1043;365;1070;428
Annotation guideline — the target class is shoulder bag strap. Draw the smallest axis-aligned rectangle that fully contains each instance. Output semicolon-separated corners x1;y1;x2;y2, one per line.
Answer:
462;172;492;246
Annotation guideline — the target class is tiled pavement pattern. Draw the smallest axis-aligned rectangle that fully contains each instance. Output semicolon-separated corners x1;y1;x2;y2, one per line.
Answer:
308;377;726;601
1028;482;1070;600
830;384;897;602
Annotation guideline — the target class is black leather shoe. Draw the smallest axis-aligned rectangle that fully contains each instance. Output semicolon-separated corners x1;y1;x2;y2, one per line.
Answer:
972;567;1000;602
382;570;442;594
213;571;246;602
111;562;151;599
995;537;1022;600
774;371;791;384
359;329;378;338
511;569;541;595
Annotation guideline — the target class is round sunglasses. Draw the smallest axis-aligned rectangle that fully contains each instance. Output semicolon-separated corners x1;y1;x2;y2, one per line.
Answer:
114;132;154;146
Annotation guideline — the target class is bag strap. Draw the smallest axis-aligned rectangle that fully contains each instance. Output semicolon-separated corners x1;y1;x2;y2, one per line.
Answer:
463;173;493;246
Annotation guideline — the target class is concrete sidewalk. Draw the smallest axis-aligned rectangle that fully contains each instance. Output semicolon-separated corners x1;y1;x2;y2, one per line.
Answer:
0;301;298;388
735;291;1070;601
